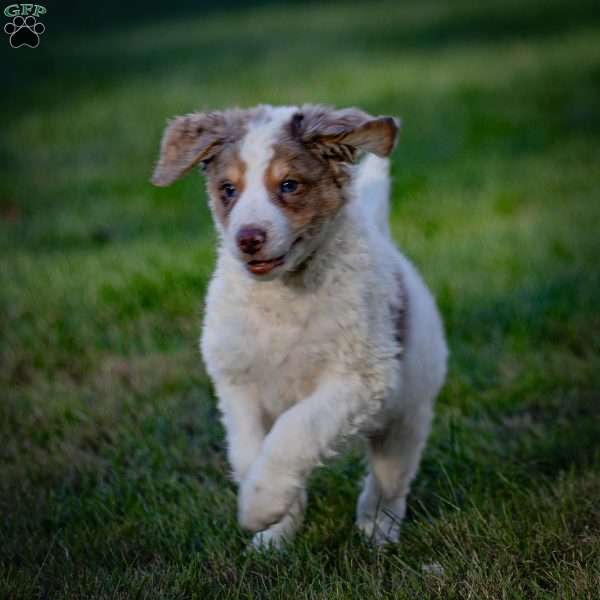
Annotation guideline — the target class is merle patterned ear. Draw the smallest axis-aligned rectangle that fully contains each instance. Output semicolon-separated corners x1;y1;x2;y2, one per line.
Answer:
291;106;400;162
151;112;226;187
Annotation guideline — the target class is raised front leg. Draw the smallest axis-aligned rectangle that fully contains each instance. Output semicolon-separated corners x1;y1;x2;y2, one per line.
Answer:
216;381;266;485
218;381;306;549
238;374;373;533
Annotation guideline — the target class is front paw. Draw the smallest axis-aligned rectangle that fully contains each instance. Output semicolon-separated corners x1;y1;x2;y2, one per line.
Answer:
238;471;299;532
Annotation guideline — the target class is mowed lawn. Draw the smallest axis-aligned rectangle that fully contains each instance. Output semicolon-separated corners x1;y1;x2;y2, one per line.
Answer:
2;0;600;597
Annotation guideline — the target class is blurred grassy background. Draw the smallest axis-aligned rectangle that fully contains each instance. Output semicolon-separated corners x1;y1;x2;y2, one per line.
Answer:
1;0;599;597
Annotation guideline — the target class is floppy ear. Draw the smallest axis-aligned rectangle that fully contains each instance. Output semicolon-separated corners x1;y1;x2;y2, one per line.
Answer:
292;106;400;162
151;112;226;187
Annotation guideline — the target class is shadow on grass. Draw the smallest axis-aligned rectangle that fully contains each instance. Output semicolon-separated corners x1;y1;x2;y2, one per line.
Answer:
3;0;600;117
409;267;600;520
3;55;599;256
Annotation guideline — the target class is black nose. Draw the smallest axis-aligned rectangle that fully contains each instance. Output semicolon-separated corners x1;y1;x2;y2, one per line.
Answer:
236;226;267;255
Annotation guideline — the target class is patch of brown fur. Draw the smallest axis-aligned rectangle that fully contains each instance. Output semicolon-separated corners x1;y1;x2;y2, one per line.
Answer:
258;105;398;235
293;105;399;160
205;143;247;228
152;108;255;187
265;133;349;232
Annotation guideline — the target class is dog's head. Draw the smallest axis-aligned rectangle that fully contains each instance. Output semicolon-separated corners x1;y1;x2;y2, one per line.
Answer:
152;105;399;279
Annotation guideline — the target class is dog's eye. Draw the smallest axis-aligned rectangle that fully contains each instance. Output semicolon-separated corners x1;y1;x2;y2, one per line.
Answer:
220;183;237;205
280;180;299;194
222;183;237;198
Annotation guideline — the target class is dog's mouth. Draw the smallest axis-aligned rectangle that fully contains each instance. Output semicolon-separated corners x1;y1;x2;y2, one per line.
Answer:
246;255;286;275
246;238;302;276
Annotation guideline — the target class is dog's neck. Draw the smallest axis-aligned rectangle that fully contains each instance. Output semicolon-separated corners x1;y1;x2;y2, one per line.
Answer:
282;208;353;290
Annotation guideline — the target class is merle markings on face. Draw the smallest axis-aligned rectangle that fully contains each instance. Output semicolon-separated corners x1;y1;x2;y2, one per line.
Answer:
152;105;400;279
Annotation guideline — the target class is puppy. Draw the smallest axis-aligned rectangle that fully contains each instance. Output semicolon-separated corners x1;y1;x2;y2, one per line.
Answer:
152;105;447;548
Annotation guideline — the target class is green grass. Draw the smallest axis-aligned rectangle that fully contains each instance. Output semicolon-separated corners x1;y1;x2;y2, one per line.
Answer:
2;0;600;597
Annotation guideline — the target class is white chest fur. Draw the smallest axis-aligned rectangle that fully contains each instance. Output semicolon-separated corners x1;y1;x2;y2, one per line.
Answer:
201;258;352;417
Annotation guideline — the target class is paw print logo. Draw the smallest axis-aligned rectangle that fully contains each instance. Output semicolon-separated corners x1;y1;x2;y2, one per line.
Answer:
4;15;45;48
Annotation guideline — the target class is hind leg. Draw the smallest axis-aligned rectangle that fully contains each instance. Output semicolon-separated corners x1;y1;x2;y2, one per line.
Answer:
356;408;432;545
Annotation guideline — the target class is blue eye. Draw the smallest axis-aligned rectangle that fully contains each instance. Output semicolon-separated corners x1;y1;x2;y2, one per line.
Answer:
221;183;237;202
280;179;299;194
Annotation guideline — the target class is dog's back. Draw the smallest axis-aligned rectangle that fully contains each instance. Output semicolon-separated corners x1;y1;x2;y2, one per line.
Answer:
352;153;448;422
352;154;393;238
